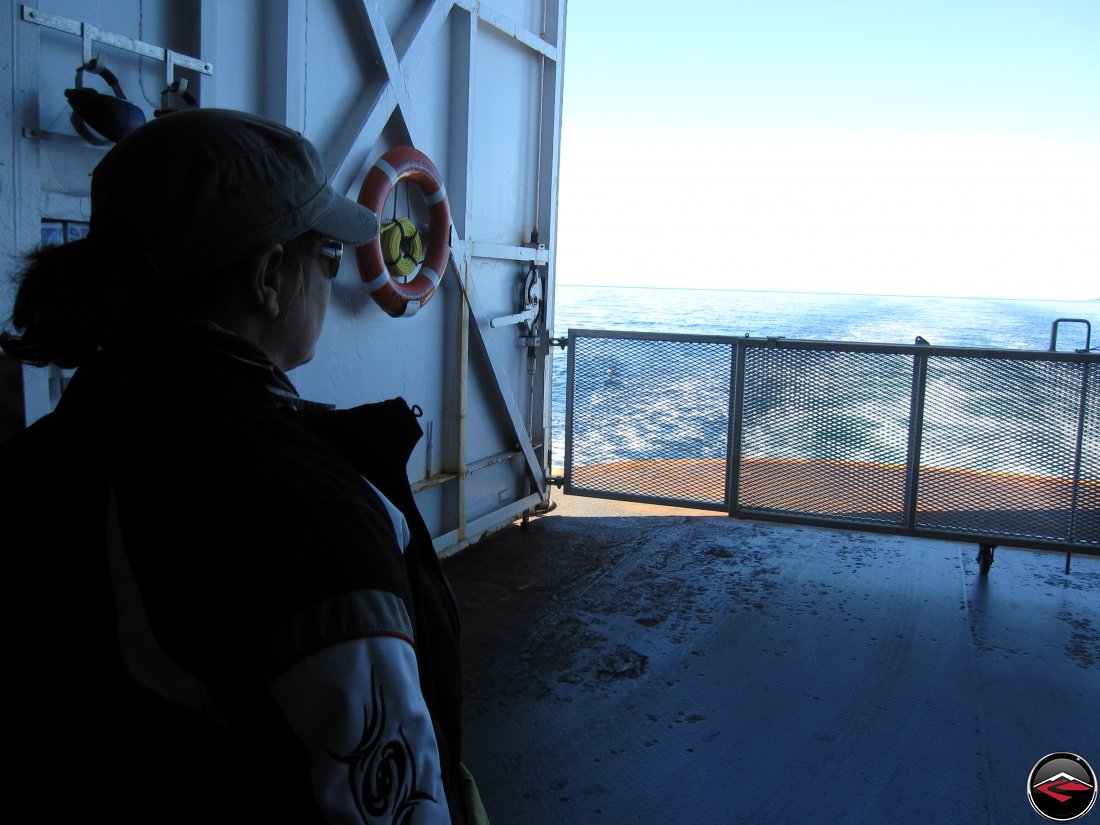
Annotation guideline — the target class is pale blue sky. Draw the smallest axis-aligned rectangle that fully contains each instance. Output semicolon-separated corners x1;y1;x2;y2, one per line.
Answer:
556;1;1100;299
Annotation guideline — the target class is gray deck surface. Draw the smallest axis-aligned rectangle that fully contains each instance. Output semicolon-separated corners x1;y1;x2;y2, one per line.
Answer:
444;494;1100;825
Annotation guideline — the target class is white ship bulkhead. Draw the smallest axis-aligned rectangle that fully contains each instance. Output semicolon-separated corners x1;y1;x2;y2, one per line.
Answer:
0;0;565;557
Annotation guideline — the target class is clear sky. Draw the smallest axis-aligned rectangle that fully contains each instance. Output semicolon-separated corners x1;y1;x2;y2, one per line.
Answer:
555;1;1100;300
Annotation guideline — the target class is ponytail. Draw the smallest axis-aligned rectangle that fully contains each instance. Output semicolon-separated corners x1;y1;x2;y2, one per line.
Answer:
1;238;159;368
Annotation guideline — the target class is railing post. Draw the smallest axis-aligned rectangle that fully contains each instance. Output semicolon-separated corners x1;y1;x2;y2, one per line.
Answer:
1067;359;1090;547
903;348;930;529
563;330;577;492
726;339;747;516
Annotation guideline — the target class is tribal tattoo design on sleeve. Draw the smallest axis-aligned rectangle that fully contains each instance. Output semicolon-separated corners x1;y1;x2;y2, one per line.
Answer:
329;667;438;824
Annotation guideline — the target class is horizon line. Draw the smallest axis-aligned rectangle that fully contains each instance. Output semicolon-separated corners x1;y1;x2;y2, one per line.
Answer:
554;282;1100;303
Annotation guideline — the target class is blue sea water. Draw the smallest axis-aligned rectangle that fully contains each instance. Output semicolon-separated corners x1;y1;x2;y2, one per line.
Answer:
551;285;1099;350
549;284;1100;466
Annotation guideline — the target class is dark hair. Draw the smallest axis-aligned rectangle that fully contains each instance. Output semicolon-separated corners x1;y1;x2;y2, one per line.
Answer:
1;232;321;369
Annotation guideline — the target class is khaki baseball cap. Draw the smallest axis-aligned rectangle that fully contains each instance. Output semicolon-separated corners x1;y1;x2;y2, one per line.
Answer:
89;108;379;270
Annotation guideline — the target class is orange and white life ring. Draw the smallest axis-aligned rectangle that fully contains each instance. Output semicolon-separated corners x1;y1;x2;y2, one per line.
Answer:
356;146;451;318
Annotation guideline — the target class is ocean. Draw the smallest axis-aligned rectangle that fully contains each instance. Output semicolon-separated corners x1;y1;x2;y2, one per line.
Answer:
548;284;1100;467
551;285;1099;349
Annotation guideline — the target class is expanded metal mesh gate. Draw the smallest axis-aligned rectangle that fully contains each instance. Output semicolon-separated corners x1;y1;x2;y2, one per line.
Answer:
564;329;1100;554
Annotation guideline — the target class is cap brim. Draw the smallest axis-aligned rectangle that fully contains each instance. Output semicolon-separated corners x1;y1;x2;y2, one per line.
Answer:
315;187;380;245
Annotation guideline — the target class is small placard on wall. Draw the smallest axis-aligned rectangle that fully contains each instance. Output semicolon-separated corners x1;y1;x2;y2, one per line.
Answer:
41;220;89;246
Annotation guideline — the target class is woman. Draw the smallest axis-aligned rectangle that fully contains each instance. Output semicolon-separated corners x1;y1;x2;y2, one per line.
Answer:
1;108;481;824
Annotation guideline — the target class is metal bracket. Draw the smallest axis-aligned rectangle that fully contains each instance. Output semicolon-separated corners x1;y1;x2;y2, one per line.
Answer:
21;6;214;85
490;263;544;331
22;126;105;147
1050;318;1092;353
549;337;568;349
492;306;540;329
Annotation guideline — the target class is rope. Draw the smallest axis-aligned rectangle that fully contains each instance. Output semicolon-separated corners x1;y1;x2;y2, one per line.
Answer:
380;216;424;278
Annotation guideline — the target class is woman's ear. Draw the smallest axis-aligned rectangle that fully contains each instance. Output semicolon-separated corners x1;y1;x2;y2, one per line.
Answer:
246;243;286;318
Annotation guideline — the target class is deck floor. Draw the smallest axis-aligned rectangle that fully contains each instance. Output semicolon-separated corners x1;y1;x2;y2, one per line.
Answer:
444;494;1100;824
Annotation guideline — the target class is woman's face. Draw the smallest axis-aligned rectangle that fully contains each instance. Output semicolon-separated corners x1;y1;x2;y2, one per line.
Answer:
272;239;336;371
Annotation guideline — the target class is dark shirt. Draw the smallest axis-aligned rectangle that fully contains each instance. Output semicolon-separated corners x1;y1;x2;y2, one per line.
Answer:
1;321;464;823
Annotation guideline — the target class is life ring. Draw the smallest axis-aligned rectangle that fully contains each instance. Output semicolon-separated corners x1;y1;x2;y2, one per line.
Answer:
356;146;451;318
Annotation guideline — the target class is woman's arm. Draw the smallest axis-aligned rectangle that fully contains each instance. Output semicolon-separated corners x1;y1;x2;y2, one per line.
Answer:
271;634;452;824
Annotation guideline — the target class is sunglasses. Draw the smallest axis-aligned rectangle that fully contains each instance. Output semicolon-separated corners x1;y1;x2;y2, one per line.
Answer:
318;239;343;279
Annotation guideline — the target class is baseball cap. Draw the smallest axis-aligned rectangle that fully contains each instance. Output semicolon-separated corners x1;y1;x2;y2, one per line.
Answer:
88;108;379;270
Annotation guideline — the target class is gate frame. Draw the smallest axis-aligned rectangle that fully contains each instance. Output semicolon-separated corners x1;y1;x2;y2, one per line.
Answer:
564;327;1100;564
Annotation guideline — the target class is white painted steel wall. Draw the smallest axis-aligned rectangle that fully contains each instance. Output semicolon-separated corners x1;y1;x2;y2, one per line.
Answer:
0;0;565;556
